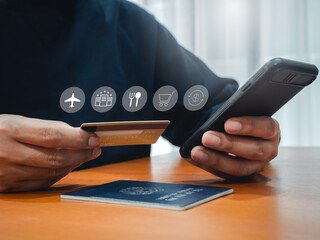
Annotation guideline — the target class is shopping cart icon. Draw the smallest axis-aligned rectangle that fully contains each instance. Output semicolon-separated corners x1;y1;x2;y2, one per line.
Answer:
159;91;175;107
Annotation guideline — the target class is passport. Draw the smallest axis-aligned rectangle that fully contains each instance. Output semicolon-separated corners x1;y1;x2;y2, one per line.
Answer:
61;180;233;210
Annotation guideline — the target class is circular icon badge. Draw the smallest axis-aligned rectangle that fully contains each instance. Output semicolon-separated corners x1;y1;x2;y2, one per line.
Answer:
91;86;117;113
153;85;178;112
122;86;148;112
60;87;85;113
183;85;209;111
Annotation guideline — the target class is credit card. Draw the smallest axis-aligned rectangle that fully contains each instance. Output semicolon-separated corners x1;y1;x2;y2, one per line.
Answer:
61;180;233;211
80;120;170;147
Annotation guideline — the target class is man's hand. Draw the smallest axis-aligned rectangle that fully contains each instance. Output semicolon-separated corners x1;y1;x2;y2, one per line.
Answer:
0;114;101;192
189;116;281;178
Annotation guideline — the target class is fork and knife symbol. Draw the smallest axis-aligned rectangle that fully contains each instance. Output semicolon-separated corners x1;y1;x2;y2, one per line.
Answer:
128;91;142;107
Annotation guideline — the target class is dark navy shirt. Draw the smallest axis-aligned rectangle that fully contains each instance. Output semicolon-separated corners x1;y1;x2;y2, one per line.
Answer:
0;0;238;168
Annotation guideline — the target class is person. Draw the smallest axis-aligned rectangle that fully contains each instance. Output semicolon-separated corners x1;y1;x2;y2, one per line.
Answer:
0;0;281;192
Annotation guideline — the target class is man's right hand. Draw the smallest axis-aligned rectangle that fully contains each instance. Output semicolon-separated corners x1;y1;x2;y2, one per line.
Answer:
0;114;101;193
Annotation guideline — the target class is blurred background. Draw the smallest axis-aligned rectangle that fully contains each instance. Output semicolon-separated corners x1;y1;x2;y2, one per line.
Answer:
129;0;320;155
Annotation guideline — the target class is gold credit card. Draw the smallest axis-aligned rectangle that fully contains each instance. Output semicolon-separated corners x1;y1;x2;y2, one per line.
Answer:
80;120;170;147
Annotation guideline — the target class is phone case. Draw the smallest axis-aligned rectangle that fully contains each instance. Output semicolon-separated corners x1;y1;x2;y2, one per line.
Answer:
180;58;319;158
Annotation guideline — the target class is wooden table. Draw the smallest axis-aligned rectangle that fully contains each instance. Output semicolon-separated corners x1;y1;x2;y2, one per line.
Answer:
1;147;320;240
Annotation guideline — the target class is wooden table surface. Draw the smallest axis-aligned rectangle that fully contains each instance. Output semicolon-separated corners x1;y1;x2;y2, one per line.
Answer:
1;147;320;240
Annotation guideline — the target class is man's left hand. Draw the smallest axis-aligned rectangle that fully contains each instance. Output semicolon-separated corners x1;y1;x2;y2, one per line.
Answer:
189;116;281;178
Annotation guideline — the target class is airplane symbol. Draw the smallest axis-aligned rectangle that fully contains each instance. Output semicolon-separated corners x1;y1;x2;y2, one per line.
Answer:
64;93;81;108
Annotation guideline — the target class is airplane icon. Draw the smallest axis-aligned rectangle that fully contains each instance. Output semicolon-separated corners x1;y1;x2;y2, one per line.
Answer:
64;93;81;108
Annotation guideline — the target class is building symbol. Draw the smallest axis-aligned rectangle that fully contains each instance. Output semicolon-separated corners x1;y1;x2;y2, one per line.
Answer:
95;90;113;107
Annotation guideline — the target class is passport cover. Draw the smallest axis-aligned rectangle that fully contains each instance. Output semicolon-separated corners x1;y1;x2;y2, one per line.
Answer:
61;180;233;210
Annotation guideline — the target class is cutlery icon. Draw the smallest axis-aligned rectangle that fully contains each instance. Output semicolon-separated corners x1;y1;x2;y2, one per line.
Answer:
129;92;135;107
135;91;141;107
128;92;142;107
124;87;147;112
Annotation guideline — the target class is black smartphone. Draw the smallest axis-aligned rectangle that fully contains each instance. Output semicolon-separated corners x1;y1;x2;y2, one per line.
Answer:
180;58;319;158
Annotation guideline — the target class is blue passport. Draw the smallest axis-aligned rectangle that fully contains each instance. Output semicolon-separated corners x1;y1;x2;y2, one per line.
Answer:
61;180;233;210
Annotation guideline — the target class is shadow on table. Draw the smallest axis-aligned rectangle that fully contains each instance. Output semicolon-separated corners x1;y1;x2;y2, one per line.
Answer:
178;172;280;200
0;184;86;202
179;173;270;185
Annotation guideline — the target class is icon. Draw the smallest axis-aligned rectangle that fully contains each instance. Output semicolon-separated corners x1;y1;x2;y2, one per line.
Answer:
159;91;175;107
60;87;85;113
122;86;147;112
64;93;81;108
95;91;113;107
91;86;117;113
188;90;204;106
153;86;178;112
128;91;142;108
128;92;134;107
135;92;141;107
183;85;209;111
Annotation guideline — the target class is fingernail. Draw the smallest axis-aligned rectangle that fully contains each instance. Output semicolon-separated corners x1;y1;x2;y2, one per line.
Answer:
92;147;102;159
207;133;221;146
88;136;100;147
227;121;242;132
191;148;208;163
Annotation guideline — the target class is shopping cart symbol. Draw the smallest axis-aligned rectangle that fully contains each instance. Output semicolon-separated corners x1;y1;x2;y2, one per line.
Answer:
159;91;175;107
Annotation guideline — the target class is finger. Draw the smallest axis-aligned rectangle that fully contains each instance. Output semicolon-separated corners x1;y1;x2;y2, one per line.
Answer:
191;146;265;177
8;142;101;169
2;177;62;193
7;116;99;149
202;131;278;161
224;116;280;140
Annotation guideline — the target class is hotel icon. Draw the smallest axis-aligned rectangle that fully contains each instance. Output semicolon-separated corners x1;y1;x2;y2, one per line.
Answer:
95;90;113;107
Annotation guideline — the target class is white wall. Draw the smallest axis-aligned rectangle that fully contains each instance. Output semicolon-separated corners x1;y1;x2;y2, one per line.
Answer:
129;0;320;154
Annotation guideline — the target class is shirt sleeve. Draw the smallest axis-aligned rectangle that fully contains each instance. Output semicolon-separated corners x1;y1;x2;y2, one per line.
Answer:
152;21;239;146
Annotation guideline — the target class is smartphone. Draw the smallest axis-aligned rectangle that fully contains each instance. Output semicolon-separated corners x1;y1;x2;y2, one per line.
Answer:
180;58;319;158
